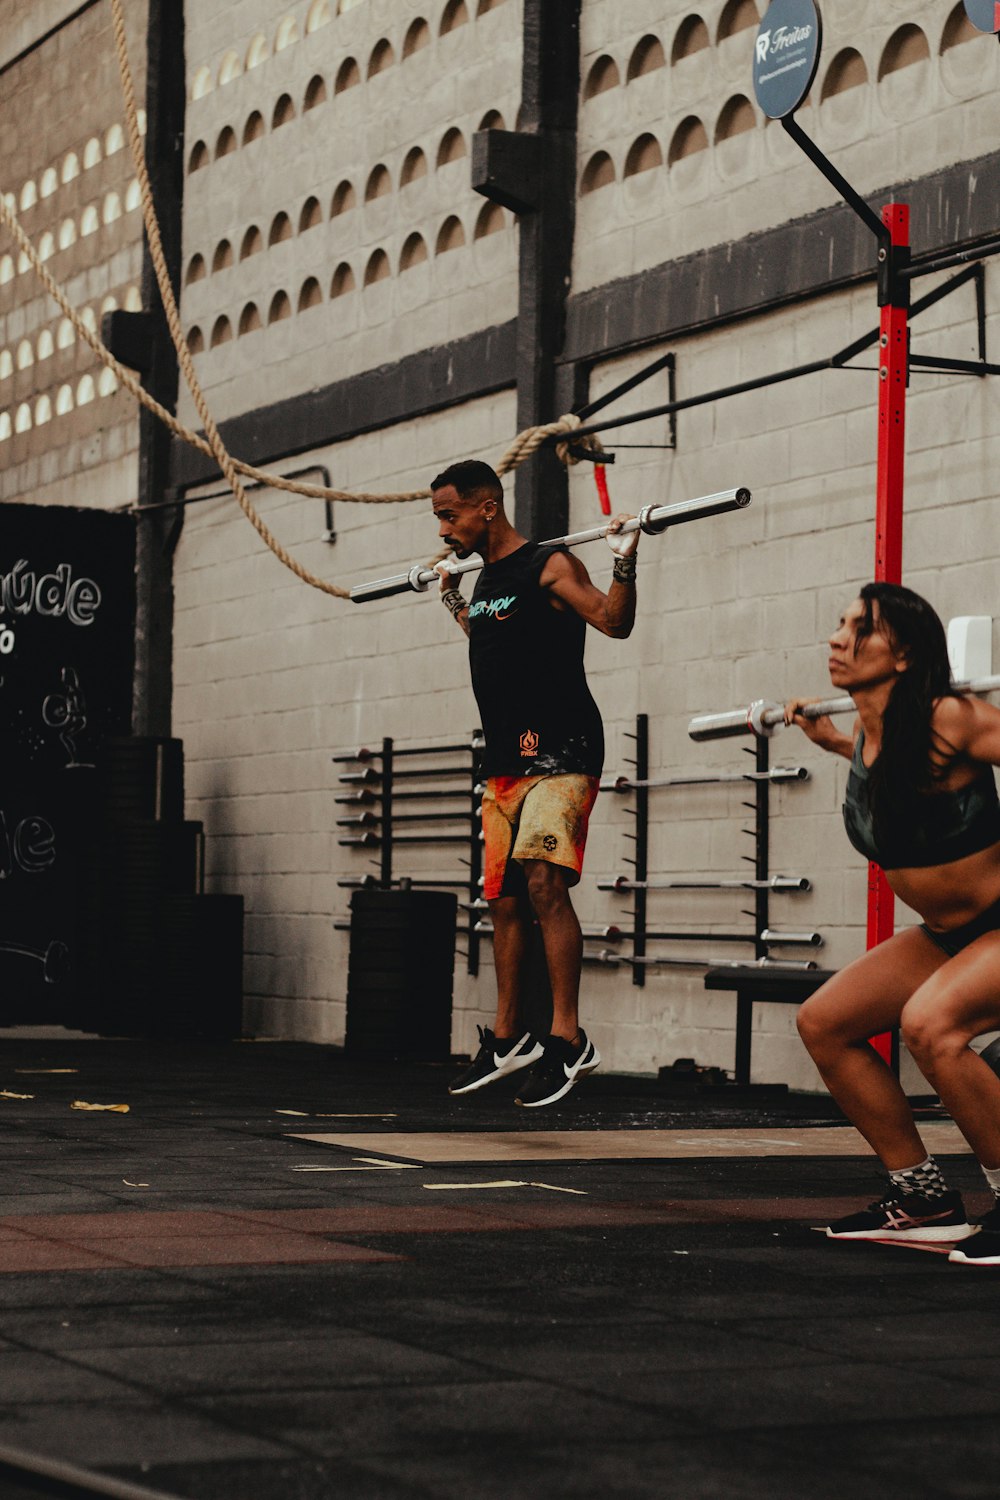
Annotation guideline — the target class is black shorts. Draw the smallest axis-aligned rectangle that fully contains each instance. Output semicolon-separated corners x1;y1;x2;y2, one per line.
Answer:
921;894;1000;958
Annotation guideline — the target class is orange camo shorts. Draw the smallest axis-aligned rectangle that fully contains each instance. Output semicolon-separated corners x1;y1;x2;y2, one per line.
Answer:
481;773;600;901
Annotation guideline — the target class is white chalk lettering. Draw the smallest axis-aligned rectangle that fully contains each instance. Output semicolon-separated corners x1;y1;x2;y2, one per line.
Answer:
0;560;102;626
0;809;56;876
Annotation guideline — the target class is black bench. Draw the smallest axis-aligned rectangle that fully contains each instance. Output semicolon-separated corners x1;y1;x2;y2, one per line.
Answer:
703;966;836;1086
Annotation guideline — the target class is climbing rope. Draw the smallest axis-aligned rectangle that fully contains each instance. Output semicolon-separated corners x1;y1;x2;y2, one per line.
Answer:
0;0;589;600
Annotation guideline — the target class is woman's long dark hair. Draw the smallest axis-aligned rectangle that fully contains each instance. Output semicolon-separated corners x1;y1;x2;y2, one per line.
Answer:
857;582;956;838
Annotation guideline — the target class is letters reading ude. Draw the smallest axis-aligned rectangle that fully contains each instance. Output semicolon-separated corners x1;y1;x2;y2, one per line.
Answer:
0;561;102;626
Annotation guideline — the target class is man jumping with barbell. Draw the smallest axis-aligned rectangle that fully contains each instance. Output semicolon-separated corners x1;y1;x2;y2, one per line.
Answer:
431;459;639;1108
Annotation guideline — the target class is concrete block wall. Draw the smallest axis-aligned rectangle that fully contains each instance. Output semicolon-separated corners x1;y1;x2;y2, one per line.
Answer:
576;0;1000;293
179;0;521;428
0;0;147;509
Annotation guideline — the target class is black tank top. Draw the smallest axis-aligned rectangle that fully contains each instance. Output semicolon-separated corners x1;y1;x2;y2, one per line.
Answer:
467;542;604;778
842;729;1000;869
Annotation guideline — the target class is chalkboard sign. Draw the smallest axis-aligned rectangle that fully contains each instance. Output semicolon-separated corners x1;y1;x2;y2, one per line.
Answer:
753;0;823;119
0;505;135;1025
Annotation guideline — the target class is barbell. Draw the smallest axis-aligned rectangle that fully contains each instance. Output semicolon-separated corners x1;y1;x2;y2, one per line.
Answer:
689;674;1000;743
348;487;752;603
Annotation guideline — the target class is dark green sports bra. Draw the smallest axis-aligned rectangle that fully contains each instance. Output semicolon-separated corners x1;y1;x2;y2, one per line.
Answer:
843;730;1000;870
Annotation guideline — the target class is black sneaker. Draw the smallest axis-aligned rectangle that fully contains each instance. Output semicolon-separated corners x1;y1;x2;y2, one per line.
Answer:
514;1030;601;1109
949;1201;1000;1266
824;1188;975;1244
448;1027;543;1096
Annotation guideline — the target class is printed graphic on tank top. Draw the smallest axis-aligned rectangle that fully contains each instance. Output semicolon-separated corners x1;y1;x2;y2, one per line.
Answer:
467;542;604;778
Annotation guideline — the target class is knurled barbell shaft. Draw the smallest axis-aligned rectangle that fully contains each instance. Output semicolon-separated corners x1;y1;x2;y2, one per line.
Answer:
688;674;1000;743
349;487;751;602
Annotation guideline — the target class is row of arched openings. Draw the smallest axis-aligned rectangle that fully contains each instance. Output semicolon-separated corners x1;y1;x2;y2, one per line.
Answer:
0;370;121;440
584;7;981;100
582;107;751;191
581;16;985;191
7;116;145;242
189;207;508;350
190;0;508;100
187;202;505;289
0;290;142;378
190;110;500;174
584;2;758;97
186;143;507;284
0;187;141;284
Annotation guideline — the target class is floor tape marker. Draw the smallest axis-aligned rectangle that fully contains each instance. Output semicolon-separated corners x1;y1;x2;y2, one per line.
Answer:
421;1180;588;1195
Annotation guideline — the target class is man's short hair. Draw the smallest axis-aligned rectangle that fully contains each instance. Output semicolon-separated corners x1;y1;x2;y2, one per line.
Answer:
430;459;503;506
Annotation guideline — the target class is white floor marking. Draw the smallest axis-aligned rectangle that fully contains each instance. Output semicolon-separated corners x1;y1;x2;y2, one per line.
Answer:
290;1161;422;1173
423;1180;529;1191
420;1180;589;1194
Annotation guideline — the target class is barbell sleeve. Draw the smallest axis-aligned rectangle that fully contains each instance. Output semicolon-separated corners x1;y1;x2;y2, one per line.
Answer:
349;486;751;602
688;674;1000;743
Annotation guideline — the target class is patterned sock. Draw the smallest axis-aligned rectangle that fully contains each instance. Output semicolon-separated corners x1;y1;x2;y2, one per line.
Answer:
888;1155;951;1200
980;1163;1000;1201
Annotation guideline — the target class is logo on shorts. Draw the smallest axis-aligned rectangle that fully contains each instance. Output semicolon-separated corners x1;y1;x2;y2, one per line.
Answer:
542;834;558;852
519;730;539;757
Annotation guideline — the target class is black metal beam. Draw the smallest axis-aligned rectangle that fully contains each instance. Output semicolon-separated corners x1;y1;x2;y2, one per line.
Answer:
101;310;155;373
471;129;541;215
132;0;185;739
509;0;581;540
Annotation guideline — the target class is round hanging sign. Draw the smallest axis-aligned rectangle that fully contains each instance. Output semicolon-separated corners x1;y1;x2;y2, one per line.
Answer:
963;1;1000;33
753;0;823;119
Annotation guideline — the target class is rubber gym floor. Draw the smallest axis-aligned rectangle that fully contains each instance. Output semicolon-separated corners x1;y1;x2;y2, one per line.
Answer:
0;1037;997;1500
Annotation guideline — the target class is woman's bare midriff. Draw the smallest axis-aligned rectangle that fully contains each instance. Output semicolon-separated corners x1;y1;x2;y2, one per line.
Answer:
887;840;1000;930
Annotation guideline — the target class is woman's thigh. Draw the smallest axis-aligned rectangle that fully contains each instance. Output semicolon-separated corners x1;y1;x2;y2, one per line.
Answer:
902;930;1000;1046
798;925;949;1045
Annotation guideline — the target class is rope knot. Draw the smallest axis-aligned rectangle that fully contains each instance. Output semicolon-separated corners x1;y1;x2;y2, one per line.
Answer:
554;411;605;469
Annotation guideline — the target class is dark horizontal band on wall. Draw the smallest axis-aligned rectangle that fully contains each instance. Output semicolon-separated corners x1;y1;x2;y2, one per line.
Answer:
564;148;1000;363
169;320;518;491
170;149;1000;487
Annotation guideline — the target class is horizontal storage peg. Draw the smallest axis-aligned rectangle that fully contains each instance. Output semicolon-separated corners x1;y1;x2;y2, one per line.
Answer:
598;876;811;893
601;766;809;792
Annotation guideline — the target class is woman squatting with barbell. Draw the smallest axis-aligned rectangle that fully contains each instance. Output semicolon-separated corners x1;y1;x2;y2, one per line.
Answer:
785;582;1000;1266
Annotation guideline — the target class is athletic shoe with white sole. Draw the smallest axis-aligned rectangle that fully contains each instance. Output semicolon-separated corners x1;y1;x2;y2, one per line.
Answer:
448;1027;544;1096
514;1029;601;1108
824;1188;975;1244
949;1201;1000;1266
